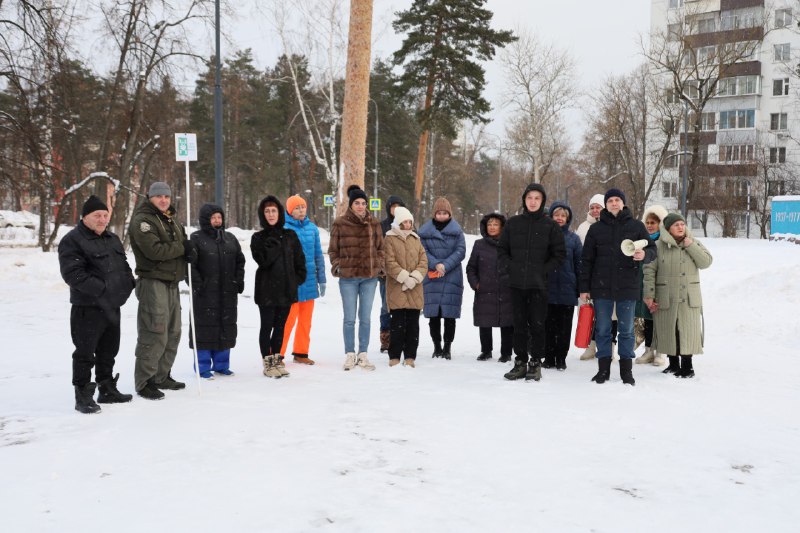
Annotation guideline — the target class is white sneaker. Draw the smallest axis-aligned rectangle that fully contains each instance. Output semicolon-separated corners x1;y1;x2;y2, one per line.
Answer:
636;347;655;364
652;352;666;366
356;352;376;371
579;341;597;360
343;352;357;371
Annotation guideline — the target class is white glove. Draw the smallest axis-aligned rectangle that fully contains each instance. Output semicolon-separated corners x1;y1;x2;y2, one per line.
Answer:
403;277;418;291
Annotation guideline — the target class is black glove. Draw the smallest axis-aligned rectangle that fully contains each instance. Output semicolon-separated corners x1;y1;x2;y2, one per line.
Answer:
183;240;198;264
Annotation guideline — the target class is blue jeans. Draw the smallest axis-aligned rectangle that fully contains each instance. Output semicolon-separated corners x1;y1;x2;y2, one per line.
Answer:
339;277;379;353
594;299;635;360
379;277;391;331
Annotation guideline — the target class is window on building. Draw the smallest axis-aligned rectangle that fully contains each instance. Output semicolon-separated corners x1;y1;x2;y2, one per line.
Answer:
770;147;787;163
667;23;682;42
773;78;790;96
774;43;791;61
696;18;716;34
719;109;755;129
734;213;748;231
697;45;717;63
697;145;709;164
665;150;677;168
717;75;759;97
776;8;793;29
770;113;788;130
719;145;755;162
663;181;679;198
700;112;716;131
721;11;757;30
669;0;684;8
728;179;749;197
768;181;786;196
665;88;680;104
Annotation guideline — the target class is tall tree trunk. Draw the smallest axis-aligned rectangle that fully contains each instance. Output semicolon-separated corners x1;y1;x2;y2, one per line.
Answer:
337;0;374;217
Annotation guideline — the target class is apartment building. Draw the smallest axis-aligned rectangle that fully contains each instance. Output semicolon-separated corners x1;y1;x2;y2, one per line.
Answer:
648;0;799;237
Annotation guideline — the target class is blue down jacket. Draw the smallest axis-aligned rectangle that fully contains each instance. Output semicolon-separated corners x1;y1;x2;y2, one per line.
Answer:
284;214;326;302
418;218;466;319
547;201;582;306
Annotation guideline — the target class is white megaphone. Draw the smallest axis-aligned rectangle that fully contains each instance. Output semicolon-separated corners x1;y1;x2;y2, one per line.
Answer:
621;239;649;257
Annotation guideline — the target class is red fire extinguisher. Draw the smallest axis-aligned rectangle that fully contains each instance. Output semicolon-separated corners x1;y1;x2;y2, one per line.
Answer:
574;302;595;349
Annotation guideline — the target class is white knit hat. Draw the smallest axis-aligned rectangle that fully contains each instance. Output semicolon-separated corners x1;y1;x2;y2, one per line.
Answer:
391;206;414;228
589;194;605;208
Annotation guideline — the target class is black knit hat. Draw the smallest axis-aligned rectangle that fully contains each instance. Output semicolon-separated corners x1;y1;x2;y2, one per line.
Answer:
348;184;369;207
604;188;626;205
81;195;109;217
663;212;685;231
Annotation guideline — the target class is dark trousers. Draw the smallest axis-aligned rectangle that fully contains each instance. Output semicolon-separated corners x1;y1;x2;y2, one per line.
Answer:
389;308;420;360
429;310;456;344
644;318;654;347
258;305;290;357
545;304;574;360
479;326;513;356
511;288;548;363
70;306;120;387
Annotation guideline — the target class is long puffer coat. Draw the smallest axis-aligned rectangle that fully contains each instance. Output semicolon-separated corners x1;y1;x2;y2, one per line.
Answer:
546;202;582;306
643;227;712;355
251;195;307;307
284;213;326;302
579;206;656;301
383;228;427;311
418;217;466;319
466;214;513;328
497;183;566;290
189;204;246;350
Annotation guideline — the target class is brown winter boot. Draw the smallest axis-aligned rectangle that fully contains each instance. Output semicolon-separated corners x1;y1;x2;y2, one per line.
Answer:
380;330;390;352
293;355;315;365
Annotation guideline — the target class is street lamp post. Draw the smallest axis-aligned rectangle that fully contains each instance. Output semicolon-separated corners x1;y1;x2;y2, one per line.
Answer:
681;100;689;218
213;0;224;205
369;98;379;199
497;148;503;214
745;180;751;238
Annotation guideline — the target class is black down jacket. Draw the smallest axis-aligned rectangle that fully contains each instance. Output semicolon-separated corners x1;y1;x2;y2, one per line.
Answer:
189;204;246;350
251;195;307;307
466;214;514;328
579;206;656;301
58;221;135;313
498;183;566;290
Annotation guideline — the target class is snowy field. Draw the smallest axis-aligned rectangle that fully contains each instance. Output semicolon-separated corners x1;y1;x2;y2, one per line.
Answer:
1;234;799;532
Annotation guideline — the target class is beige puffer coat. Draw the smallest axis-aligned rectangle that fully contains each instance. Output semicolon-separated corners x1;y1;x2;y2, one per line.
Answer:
643;227;713;355
383;228;428;311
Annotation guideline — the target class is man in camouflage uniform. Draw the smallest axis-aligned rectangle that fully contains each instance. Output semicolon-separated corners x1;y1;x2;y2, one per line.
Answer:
128;182;196;400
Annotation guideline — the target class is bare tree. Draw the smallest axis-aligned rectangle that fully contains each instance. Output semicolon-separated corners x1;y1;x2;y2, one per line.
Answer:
500;29;577;184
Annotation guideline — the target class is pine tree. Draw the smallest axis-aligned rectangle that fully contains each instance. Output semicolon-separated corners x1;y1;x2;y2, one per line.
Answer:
392;0;515;210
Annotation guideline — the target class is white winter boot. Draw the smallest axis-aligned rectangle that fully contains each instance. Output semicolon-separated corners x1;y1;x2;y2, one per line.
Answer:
356;352;376;371
263;355;283;379
579;341;597;360
636;347;655;365
652;352;666;366
274;355;290;377
343;352;357;371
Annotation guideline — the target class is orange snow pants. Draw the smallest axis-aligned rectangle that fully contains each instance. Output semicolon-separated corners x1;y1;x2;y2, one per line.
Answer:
280;299;315;356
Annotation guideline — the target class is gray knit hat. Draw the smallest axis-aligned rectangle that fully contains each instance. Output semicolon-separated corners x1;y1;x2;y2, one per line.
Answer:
148;181;171;197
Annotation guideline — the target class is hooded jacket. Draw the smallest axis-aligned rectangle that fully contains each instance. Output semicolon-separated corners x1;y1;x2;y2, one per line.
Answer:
380;195;407;236
284;211;326;301
250;196;307;307
466;214;514;327
189;204;246;350
128;200;189;282
579;206;656;301
383;227;427;311
418;216;467;319
546;202;583;306
58;221;135;313
497;183;566;290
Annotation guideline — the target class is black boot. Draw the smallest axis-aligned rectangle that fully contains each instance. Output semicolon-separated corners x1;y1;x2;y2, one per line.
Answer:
591;357;612;384
504;359;528;380
619;358;635;386
97;373;133;404
74;383;101;414
432;341;443;358
498;353;512;363
154;373;186;390
442;342;452;360
525;360;542;382
542;355;555;369
676;355;695;378
477;352;493;361
662;355;680;374
555;356;567;371
137;381;165;401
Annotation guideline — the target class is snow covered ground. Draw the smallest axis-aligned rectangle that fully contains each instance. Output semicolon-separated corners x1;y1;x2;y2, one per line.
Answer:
1;235;798;532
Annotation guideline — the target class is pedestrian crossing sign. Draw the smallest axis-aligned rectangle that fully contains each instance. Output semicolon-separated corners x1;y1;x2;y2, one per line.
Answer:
370;198;381;211
323;195;335;207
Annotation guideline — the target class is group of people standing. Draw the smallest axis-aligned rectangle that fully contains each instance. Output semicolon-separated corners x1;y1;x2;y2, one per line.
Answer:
58;179;712;414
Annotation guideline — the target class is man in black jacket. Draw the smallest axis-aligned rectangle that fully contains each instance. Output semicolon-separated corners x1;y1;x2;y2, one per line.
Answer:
58;195;136;413
579;188;656;386
498;183;566;381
